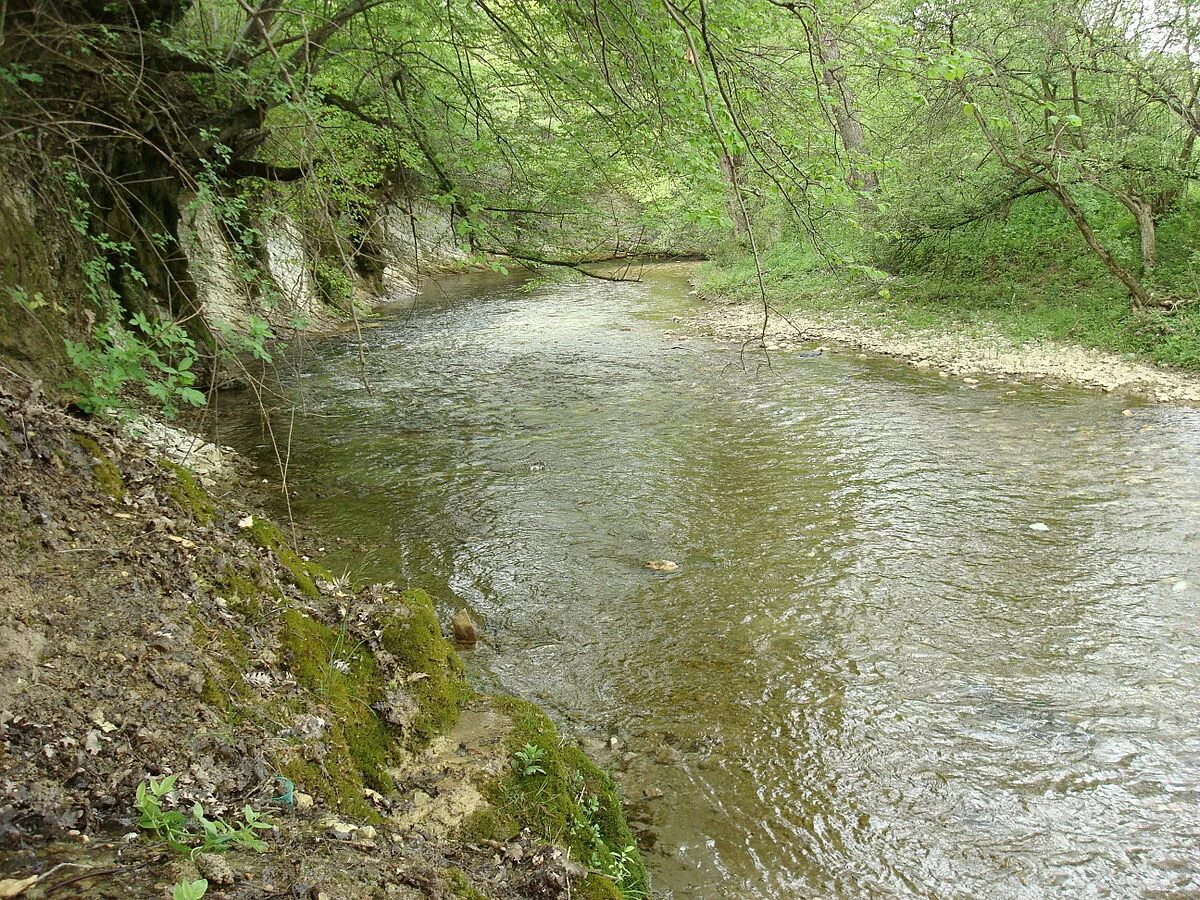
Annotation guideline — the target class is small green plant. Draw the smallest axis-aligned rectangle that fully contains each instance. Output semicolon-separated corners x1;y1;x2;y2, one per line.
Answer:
511;743;547;776
135;774;273;855
606;844;641;891
572;792;603;847
57;168;206;417
172;879;208;900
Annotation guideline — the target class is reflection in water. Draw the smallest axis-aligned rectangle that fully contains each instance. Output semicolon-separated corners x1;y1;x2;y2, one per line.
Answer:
217;267;1200;898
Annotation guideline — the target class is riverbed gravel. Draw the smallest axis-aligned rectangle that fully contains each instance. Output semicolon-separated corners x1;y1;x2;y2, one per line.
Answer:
687;298;1200;404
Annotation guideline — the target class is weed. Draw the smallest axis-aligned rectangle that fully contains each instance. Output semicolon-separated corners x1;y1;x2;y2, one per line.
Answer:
512;743;547;776
172;880;208;900
135;774;273;855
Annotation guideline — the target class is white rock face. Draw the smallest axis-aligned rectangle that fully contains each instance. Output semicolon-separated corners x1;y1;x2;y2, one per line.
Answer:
177;196;250;332
181;192;463;335
124;415;233;480
375;197;462;297
263;216;321;318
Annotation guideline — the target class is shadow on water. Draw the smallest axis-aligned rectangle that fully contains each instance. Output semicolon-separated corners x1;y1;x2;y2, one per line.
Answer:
215;266;1200;899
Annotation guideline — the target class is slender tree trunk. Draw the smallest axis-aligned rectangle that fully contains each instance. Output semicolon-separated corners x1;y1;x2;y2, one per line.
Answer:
1046;182;1151;305
816;26;877;193
1118;193;1157;274
718;150;750;242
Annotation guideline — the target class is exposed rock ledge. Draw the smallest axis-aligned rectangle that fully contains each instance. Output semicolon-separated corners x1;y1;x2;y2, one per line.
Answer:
689;298;1200;405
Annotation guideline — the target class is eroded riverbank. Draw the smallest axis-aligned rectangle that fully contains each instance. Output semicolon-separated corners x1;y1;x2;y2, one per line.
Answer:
0;375;643;899
687;295;1200;404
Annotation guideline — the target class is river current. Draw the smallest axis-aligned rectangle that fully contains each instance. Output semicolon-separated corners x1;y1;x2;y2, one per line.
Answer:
219;266;1200;898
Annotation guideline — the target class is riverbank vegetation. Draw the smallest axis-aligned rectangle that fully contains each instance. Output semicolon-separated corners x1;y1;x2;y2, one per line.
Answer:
4;0;1200;417
3;0;1200;896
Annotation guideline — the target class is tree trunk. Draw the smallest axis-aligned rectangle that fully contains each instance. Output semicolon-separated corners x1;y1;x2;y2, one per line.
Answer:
718;150;750;242
1047;182;1151;305
817;27;877;194
1118;193;1157;274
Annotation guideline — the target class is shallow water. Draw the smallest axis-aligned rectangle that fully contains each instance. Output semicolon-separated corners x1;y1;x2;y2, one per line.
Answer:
217;267;1200;898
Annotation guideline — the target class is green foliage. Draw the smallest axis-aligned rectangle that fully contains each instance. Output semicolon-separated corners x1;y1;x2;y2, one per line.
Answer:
512;743;547;776
135;774;273;855
486;695;647;899
312;257;354;308
171;880;208;900
54;170;206;417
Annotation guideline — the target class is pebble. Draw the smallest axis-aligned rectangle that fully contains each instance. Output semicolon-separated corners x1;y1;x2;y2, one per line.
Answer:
452;608;478;644
358;825;377;841
654;746;682;765
327;822;356;840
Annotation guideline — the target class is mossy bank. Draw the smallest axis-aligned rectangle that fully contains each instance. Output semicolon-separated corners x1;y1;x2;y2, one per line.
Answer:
0;375;647;899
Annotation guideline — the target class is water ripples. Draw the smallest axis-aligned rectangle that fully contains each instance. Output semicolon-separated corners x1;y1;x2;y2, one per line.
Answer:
219;267;1200;898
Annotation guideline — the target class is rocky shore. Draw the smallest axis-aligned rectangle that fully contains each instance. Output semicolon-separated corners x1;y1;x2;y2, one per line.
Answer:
688;298;1200;405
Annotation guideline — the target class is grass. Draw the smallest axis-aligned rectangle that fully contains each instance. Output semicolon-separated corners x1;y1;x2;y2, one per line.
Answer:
698;192;1200;371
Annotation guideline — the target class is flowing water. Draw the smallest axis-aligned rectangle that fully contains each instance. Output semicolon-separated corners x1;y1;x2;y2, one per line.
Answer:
218;266;1200;898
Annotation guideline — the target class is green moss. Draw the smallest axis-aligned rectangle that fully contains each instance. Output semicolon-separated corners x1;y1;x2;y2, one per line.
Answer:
71;433;124;501
215;564;279;624
248;517;330;600
577;875;624;900
189;614;254;714
378;589;468;745
445;869;490;900
278;608;394;819
200;675;231;710
459;807;520;844
160;460;214;524
484;695;648;897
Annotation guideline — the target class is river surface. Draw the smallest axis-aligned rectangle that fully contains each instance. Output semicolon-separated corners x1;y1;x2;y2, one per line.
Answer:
217;266;1200;898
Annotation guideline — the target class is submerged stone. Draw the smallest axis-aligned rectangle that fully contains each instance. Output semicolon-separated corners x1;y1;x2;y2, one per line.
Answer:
452;608;478;645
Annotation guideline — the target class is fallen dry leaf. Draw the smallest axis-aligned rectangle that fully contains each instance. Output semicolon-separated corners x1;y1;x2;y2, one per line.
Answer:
0;875;39;898
90;707;118;733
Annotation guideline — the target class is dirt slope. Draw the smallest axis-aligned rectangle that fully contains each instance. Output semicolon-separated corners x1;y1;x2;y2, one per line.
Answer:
0;375;643;899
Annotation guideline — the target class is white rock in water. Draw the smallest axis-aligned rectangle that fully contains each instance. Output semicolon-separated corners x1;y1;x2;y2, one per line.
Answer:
643;560;679;573
1029;522;1051;532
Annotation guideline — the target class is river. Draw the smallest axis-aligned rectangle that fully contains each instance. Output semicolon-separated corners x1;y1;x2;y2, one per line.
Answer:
217;265;1200;898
